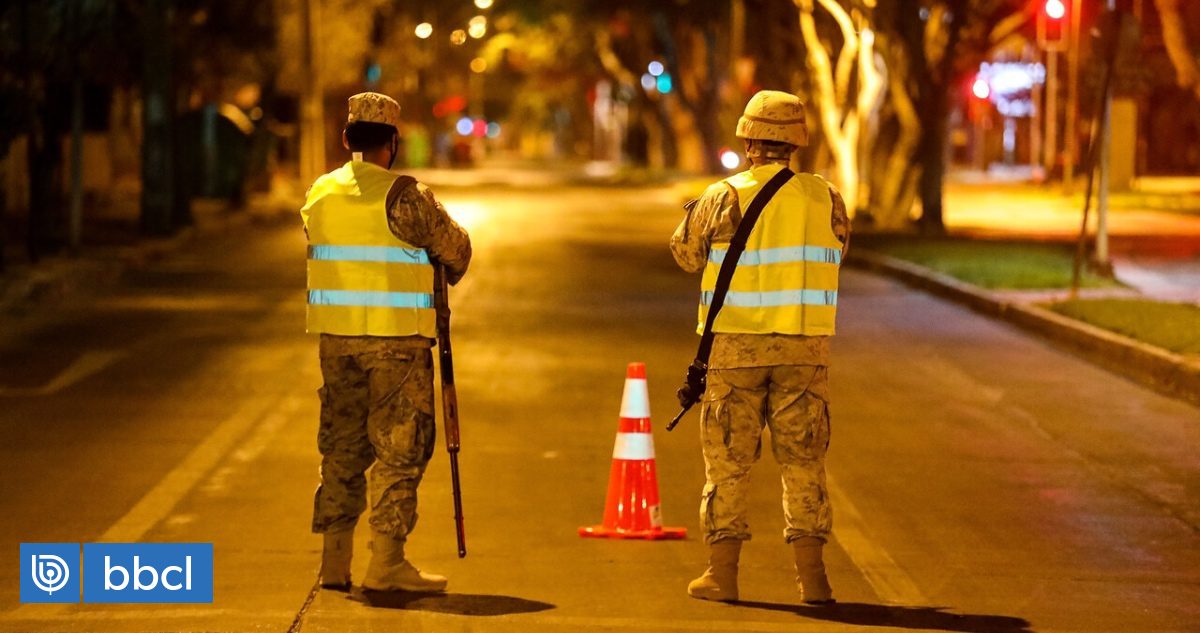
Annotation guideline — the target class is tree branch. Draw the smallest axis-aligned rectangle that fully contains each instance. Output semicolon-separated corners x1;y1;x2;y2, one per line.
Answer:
1155;0;1200;99
817;0;859;106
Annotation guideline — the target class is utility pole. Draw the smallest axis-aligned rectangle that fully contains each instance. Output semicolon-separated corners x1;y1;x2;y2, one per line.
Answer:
1044;50;1058;175
1037;0;1068;177
300;0;325;185
1092;0;1118;276
1063;0;1083;189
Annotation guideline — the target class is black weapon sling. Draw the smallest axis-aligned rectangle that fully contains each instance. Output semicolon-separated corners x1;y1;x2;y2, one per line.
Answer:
667;167;794;430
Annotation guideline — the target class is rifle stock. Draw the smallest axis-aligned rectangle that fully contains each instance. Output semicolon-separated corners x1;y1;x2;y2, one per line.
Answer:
433;264;466;558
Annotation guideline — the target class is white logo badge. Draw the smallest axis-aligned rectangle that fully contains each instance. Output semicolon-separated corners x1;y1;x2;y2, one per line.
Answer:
31;554;71;595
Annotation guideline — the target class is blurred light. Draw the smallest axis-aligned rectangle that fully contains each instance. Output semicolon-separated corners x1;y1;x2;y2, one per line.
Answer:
469;15;488;28
435;95;468;117
456;117;473;136
415;22;433;39
656;73;673;94
248;107;263;121
468;20;487;39
474;0;494;8
640;73;656;92
971;77;990;100
472;119;487;138
647;61;664;77
450;29;468;45
918;7;930;20
486;122;501;138
365;63;382;84
1044;0;1065;20
720;149;741;170
470;57;488;73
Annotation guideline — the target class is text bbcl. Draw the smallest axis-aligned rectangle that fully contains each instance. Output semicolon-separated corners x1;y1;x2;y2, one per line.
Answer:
84;543;213;603
104;555;195;592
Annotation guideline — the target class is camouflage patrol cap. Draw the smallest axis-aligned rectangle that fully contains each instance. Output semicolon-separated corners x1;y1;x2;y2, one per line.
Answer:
736;90;808;147
347;92;401;130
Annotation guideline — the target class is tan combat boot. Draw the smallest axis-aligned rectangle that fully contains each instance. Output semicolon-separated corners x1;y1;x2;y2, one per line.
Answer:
792;537;834;604
687;540;741;602
362;532;448;593
319;529;354;590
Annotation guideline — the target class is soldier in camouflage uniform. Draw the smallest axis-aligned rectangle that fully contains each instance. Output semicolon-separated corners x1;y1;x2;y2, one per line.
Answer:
670;90;849;605
303;92;471;593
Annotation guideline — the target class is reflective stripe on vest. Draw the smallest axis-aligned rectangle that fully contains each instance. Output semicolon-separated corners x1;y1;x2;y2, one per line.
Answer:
698;164;842;336
308;245;431;265
701;289;837;308
708;245;842;266
307;289;434;309
302;161;436;338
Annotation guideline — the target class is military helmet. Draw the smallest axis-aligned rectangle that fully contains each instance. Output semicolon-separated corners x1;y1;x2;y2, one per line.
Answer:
735;90;808;147
347;92;401;130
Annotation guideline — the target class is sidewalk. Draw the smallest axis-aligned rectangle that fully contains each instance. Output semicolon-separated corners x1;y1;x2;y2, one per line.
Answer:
0;188;300;316
942;178;1200;305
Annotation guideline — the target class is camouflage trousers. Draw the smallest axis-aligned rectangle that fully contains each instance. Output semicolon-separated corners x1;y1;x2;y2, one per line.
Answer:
699;365;832;544
311;336;437;540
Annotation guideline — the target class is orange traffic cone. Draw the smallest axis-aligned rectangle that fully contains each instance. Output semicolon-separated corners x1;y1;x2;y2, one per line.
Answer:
579;362;687;540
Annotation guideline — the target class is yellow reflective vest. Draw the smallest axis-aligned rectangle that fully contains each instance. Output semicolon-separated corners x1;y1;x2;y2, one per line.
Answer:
698;164;842;336
301;161;436;338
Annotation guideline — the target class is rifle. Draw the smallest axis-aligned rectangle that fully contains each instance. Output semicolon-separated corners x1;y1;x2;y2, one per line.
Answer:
433;263;467;558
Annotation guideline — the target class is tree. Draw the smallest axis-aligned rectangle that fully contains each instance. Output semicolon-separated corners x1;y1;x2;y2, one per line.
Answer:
877;0;1025;233
796;0;885;218
1155;0;1200;101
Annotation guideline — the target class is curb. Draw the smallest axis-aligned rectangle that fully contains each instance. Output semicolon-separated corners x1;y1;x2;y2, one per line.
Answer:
847;250;1200;409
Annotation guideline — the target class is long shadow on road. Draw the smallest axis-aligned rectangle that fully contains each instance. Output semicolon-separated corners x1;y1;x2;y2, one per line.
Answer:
356;589;555;616
736;601;1033;633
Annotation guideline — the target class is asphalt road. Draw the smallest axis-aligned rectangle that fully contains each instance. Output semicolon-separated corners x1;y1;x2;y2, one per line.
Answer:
0;181;1197;632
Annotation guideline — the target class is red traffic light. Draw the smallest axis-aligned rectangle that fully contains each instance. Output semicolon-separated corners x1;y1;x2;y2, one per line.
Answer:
1037;0;1068;50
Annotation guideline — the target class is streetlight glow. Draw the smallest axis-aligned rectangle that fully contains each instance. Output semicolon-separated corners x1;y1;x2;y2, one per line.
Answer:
972;77;991;100
414;22;433;39
468;17;487;39
450;29;467;45
648;61;664;77
1044;0;1066;20
720;150;741;170
470;57;488;73
456;117;474;136
474;0;494;8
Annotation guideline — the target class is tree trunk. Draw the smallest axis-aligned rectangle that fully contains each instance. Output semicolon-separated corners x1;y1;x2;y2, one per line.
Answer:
914;0;966;235
916;96;947;234
140;0;174;236
652;103;679;168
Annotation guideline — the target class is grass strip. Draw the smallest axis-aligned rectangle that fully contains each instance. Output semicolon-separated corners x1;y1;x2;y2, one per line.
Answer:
860;236;1121;290
1049;299;1200;356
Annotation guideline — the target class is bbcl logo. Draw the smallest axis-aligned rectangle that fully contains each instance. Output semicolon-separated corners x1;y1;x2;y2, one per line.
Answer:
32;554;71;594
20;543;213;604
20;544;80;603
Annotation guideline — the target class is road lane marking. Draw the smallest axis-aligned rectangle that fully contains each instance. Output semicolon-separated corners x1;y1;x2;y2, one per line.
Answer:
5;393;283;621
827;474;927;605
0;350;128;396
97;395;282;543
